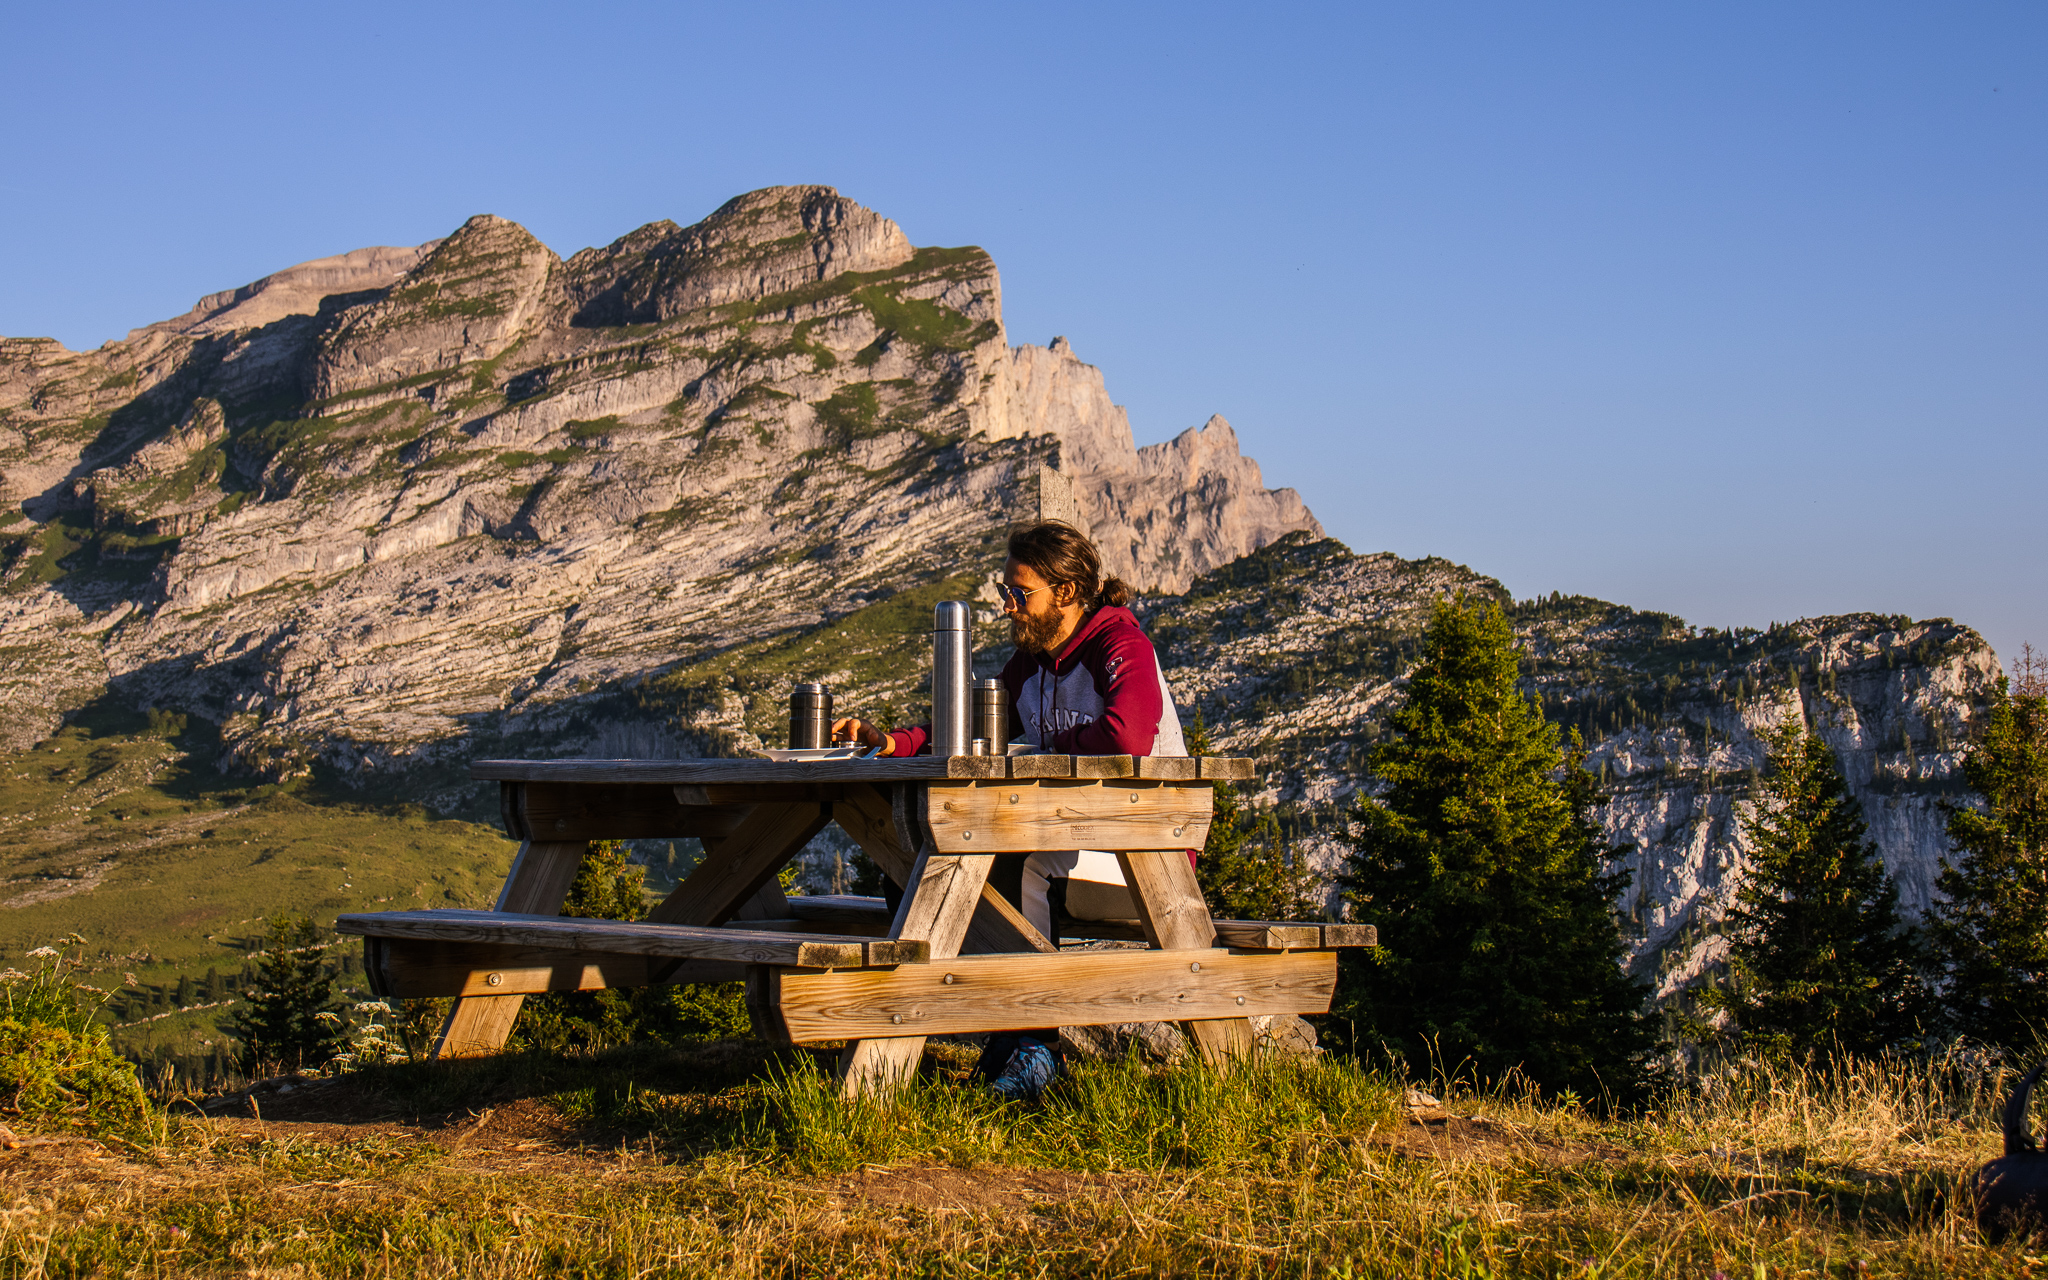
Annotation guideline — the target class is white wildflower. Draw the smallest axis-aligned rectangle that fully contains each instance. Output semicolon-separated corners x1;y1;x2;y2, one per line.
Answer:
353;1001;393;1015
0;969;28;983
313;1010;342;1024
24;946;58;960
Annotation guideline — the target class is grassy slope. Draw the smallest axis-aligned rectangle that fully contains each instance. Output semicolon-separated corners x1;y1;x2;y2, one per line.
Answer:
0;711;515;1063
8;1045;2026;1277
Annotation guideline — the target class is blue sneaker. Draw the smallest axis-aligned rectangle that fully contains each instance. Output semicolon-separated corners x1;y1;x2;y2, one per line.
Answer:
987;1038;1057;1101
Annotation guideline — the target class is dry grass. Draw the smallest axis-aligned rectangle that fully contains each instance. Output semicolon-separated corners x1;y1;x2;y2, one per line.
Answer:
0;1043;2040;1278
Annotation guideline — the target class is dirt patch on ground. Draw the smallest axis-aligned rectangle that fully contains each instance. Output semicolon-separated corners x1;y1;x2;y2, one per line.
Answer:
195;1082;593;1155
810;1165;1135;1215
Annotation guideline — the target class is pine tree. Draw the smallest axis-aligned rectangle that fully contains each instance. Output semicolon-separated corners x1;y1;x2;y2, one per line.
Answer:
1931;649;2048;1050
1703;721;1924;1055
227;915;348;1075
560;839;646;922
1187;712;1317;921
1338;597;1657;1102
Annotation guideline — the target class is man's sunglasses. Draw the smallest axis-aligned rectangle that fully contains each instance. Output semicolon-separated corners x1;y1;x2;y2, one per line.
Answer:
994;583;1049;611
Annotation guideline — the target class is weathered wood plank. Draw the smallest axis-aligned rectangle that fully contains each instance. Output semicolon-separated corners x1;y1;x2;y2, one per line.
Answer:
924;781;1212;855
338;909;928;967
1005;754;1073;778
365;937;749;998
510;781;748;842
1071;754;1136;778
959;882;1058;955
788;894;894;926
1117;849;1218;951
1133;756;1201;781
645;803;831;928
1117;847;1256;1065
1320;923;1377;948
430;839;587;1059
779;949;1337;1043
1198;757;1259;781
838;785;990;1097
1214;921;1322;950
472;756;1004;784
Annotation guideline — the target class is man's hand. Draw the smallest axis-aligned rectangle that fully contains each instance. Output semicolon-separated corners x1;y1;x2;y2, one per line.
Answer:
832;717;893;756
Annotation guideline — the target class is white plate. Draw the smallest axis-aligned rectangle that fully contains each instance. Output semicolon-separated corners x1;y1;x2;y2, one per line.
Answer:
751;746;874;762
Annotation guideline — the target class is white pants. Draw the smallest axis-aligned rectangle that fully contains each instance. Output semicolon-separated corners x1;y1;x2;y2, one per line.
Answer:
1021;849;1138;940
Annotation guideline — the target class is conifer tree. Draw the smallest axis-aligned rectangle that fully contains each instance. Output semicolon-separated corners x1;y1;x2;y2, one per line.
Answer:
1188;712;1317;921
227;914;348;1075
1704;721;1924;1054
1339;597;1657;1101
1931;649;2048;1050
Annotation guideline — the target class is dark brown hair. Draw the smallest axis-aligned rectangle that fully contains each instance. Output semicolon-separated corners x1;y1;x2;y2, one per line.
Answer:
1007;521;1134;609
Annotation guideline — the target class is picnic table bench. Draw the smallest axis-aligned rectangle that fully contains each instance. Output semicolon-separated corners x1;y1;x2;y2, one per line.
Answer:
336;753;1375;1095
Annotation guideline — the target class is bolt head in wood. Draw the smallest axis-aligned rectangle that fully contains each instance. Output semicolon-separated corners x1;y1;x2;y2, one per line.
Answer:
1236;995;1245;1005
942;973;955;985
891;1013;903;1024
1172;828;1183;837
1130;793;1139;802
1190;962;1202;973
486;972;503;987
1009;793;1019;803
962;830;972;840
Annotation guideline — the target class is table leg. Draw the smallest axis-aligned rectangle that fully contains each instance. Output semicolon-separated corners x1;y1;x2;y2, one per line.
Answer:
645;802;829;926
431;839;588;1059
836;784;1053;955
1117;849;1256;1065
837;784;995;1097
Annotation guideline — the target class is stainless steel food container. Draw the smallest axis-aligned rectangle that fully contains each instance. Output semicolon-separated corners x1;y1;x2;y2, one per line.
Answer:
789;682;833;750
931;601;973;757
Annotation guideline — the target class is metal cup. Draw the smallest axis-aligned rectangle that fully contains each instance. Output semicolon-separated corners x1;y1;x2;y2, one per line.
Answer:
973;677;1007;750
789;682;832;750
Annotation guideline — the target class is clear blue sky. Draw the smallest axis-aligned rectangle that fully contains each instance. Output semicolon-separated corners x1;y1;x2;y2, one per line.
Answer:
4;2;2041;665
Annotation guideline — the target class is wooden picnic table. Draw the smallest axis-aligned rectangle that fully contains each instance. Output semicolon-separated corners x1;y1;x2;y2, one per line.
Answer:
337;753;1373;1095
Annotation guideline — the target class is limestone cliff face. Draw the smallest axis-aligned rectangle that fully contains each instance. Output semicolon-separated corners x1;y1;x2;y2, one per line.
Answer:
1140;533;2002;998
0;186;1313;781
993;337;1321;592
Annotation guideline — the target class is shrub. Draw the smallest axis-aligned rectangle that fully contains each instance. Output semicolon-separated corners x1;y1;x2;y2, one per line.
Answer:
0;936;147;1132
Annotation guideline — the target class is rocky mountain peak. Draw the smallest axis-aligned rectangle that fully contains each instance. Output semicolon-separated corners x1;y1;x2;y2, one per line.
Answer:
559;185;915;327
0;186;1316;775
311;215;557;399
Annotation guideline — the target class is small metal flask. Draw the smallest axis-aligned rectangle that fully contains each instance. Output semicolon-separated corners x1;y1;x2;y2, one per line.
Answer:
973;677;1007;751
789;682;833;750
931;601;974;757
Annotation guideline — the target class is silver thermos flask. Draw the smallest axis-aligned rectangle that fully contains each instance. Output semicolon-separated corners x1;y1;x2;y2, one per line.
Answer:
931;601;973;757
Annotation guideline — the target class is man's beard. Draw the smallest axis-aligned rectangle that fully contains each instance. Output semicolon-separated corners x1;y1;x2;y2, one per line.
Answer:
1011;608;1063;654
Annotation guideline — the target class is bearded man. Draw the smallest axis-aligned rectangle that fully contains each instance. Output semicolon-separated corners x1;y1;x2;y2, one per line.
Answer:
833;519;1189;941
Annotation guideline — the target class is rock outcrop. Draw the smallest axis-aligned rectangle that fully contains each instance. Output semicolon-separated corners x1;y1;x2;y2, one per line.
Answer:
1138;532;2003;996
995;337;1321;591
0;186;1315;774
